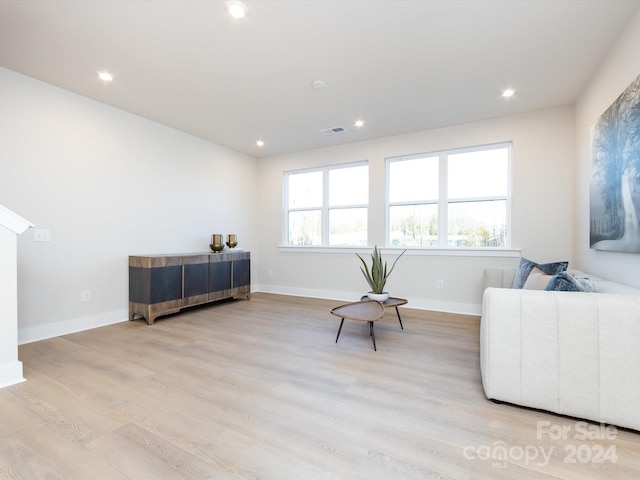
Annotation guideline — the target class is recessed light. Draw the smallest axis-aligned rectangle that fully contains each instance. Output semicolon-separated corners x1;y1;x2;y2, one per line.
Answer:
312;80;325;89
226;0;248;18
256;140;264;147
502;88;515;98
97;71;113;82
354;120;364;128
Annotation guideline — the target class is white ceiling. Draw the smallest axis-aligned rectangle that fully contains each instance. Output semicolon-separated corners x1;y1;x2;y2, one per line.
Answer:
1;0;638;158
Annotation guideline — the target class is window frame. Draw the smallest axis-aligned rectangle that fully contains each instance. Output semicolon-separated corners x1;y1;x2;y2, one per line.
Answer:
385;142;512;248
283;160;369;246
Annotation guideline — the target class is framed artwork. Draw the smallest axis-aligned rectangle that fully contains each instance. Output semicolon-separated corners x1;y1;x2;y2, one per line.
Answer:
590;73;640;253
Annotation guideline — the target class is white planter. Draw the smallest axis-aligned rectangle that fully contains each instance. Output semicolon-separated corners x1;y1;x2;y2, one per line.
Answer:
368;292;389;302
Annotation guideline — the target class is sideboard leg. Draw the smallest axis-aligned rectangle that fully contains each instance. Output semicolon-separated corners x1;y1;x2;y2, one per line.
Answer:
145;306;154;325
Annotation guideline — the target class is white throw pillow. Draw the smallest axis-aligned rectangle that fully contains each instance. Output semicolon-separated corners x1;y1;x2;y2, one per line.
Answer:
522;266;553;290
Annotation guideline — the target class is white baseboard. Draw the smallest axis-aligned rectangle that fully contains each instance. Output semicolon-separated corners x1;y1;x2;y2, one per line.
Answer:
253;284;482;316
0;360;25;388
19;308;129;345
17;289;481;346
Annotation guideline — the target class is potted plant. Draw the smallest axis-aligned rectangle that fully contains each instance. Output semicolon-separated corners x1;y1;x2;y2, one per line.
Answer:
356;245;406;301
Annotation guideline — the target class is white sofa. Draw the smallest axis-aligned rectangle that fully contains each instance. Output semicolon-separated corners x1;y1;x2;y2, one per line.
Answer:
481;266;640;430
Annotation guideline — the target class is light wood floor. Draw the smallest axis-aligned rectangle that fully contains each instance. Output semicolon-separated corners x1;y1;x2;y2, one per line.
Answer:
1;293;639;479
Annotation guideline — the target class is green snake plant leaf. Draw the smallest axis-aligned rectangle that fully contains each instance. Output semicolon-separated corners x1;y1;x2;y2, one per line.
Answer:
356;246;406;294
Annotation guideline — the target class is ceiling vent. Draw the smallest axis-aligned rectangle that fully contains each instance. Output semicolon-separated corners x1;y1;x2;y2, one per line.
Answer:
319;126;345;136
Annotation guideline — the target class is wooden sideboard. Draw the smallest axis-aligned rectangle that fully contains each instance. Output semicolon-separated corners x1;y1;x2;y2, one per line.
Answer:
129;251;250;325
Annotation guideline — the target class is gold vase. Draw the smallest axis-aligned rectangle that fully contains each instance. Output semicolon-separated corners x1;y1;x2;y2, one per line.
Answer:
210;234;224;252
226;234;238;249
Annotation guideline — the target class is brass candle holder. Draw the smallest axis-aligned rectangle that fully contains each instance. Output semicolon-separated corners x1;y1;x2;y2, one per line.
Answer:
210;234;224;252
226;234;238;249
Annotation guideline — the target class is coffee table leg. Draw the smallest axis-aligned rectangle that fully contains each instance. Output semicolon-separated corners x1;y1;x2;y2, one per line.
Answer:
335;318;345;343
395;306;404;330
369;321;377;351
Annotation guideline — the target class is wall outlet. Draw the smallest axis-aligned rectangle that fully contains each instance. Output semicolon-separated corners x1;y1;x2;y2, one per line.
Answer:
34;229;51;242
81;290;91;302
436;280;445;290
267;269;273;277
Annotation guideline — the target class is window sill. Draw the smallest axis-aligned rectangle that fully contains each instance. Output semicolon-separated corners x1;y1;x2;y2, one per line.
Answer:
277;245;521;258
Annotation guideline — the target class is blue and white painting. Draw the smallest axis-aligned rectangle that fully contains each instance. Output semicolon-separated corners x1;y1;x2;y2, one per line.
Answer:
590;74;640;253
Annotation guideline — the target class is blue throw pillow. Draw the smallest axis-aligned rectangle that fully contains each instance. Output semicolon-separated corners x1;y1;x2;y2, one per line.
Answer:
545;271;595;292
512;257;569;289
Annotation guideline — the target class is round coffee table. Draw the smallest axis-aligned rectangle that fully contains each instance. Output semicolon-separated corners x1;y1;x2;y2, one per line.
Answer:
330;300;385;351
360;296;408;329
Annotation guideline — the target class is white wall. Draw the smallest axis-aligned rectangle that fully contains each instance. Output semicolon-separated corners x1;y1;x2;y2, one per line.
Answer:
575;7;640;287
0;55;588;339
0;67;258;343
256;107;575;314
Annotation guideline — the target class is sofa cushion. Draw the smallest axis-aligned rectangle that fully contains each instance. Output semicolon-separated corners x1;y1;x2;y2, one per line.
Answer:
512;257;569;289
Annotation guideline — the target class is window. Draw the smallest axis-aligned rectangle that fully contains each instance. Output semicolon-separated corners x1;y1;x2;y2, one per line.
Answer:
387;143;510;248
285;162;368;246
